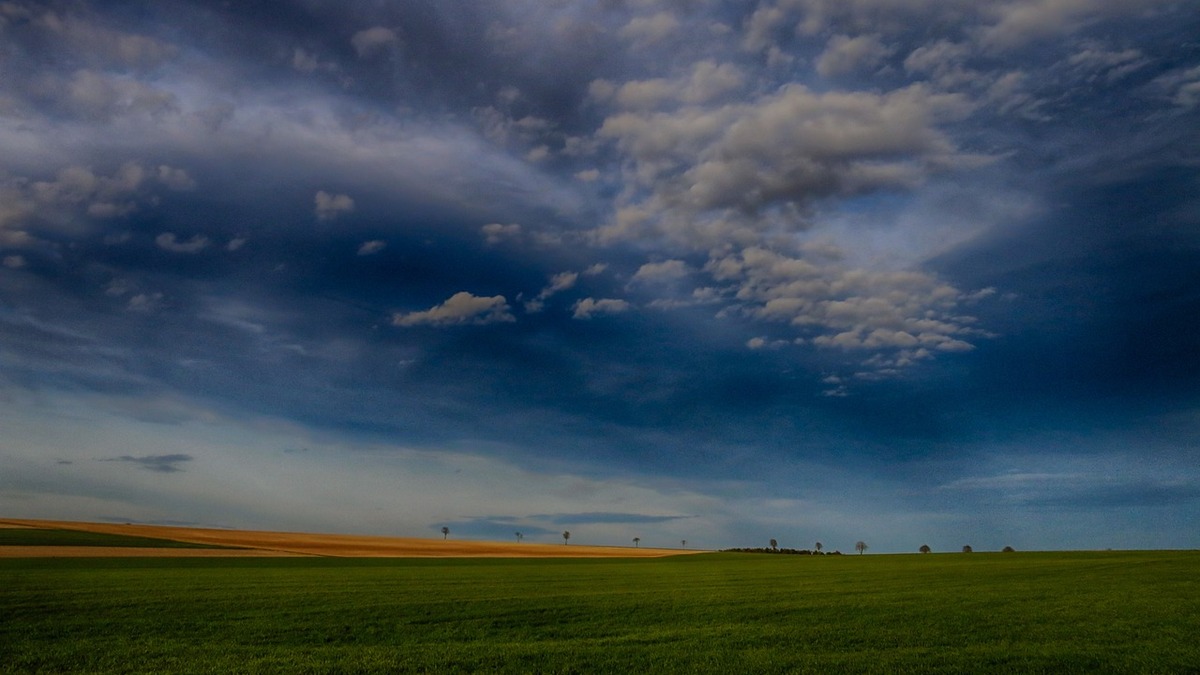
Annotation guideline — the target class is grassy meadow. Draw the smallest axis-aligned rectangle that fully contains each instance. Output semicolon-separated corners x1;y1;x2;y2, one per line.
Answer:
2;550;1198;673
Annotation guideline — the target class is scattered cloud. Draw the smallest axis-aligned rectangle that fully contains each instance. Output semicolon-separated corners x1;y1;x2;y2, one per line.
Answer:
481;222;521;245
572;297;631;319
314;191;355;221
351;27;398;58
393;292;516;327
155;232;209;253
357;240;386;256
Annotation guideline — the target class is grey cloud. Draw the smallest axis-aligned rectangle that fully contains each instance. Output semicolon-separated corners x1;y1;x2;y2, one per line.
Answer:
33;10;179;70
543;512;694;525
2;162;188;248
103;453;193;473
351;26;398;58
314;191;355;221
155;233;209;253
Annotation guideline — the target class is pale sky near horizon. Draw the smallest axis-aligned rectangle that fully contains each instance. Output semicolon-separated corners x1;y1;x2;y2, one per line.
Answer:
1;0;1198;552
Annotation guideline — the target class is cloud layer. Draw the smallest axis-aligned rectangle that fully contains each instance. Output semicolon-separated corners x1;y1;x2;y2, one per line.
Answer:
0;0;1197;550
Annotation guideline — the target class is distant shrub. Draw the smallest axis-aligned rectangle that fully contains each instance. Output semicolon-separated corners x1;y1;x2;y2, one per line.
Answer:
962;545;973;553
720;547;816;555
1002;546;1015;553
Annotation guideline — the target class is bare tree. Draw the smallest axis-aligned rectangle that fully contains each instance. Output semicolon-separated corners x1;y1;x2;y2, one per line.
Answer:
815;541;823;553
770;538;778;551
633;537;640;548
681;539;687;549
919;544;931;554
562;530;570;545
515;531;523;543
441;526;449;540
962;545;973;553
855;540;868;555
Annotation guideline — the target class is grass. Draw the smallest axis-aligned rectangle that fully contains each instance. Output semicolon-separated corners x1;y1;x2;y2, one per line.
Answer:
2;551;1198;673
0;527;234;549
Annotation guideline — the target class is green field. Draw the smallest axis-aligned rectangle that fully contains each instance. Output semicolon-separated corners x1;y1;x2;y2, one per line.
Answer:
2;551;1198;673
0;527;233;549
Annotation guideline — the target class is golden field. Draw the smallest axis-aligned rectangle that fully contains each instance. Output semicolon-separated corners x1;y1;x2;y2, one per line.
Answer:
0;518;700;558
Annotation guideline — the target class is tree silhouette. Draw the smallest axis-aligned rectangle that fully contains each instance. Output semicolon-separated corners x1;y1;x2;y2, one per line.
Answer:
515;531;523;543
855;540;868;555
441;526;449;540
919;544;931;554
962;545;973;553
769;538;778;551
633;537;640;548
1002;545;1015;553
562;530;570;545
815;541;823;553
681;539;686;549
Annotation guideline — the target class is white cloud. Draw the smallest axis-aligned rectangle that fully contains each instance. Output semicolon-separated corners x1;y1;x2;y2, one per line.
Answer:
980;0;1167;49
704;245;988;372
30;10;178;70
156;165;195;191
572;297;631;319
596;83;977;246
291;48;339;75
21;162;153;221
816;34;894;77
543;271;579;296
351;27;398;57
741;3;787;52
618;12;680;47
481;222;521;245
314;191;354;221
392;292;515;327
525;271;579;313
1154;66;1200;110
632;259;689;283
1067;45;1148;81
49;69;178;122
126;291;164;312
613;61;746;110
357;240;386;256
3;255;26;269
155;232;209;253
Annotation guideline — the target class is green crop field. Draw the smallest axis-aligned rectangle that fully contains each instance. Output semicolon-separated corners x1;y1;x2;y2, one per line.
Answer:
2;551;1198;673
0;527;234;549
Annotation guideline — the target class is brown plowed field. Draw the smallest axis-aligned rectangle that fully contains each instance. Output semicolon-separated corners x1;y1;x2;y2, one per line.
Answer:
0;518;702;558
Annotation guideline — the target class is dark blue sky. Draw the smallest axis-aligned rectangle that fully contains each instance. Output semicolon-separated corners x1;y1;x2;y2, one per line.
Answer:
1;0;1198;552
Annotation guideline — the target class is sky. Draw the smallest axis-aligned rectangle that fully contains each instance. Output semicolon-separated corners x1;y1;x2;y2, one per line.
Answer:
1;0;1198;553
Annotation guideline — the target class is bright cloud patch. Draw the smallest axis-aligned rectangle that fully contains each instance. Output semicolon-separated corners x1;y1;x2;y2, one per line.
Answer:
393;292;516;327
314;191;355;221
573;298;631;319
